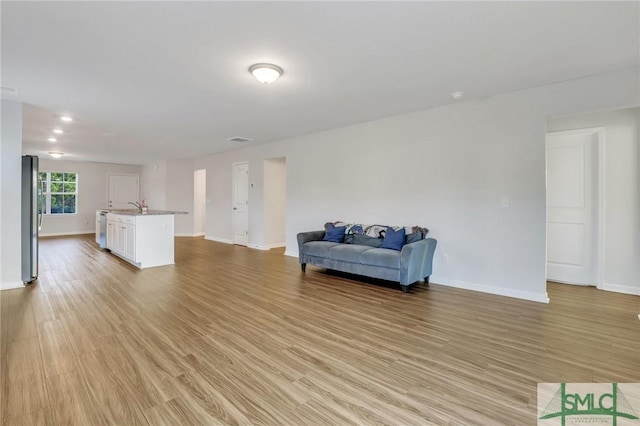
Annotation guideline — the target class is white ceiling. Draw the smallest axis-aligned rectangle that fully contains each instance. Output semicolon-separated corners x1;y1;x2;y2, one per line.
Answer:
2;1;639;165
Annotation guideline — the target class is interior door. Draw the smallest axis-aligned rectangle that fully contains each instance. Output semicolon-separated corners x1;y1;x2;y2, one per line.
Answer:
546;131;596;285
232;162;249;246
108;174;139;210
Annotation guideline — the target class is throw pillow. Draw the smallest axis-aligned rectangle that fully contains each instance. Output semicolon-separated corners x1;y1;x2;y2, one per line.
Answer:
352;234;384;248
405;232;423;244
381;226;405;251
323;223;346;243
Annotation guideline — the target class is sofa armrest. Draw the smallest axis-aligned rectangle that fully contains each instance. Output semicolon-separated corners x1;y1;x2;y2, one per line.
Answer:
297;230;325;246
399;238;437;285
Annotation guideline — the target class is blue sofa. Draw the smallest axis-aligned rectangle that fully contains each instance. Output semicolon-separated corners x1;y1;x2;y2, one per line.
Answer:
297;229;437;292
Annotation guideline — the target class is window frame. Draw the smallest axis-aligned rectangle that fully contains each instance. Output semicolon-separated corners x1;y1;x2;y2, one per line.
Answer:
39;171;78;215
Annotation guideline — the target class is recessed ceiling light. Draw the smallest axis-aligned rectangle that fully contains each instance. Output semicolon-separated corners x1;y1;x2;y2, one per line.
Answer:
249;63;283;84
102;132;119;138
48;137;57;142
48;152;64;158
53;129;63;134
60;115;73;122
451;91;465;100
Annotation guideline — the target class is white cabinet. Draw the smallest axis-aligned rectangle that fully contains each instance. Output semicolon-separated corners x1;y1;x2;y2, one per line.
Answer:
116;224;126;255
105;212;173;269
124;223;136;260
106;213;136;262
107;220;116;251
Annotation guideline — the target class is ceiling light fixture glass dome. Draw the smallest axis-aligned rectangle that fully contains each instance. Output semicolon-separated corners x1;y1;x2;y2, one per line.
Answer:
249;63;283;84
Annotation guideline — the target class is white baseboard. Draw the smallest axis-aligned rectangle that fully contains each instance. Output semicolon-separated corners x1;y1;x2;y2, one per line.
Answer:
599;282;640;296
248;243;286;251
1;281;24;291
264;242;286;249
429;275;550;303
284;250;298;258
204;236;233;244
40;231;93;237
174;233;204;237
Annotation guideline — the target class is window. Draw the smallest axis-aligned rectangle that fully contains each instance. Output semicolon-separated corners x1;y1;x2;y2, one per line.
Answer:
38;172;77;214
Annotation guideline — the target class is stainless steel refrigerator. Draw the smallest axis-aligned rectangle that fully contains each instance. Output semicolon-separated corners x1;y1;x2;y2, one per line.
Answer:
22;155;42;283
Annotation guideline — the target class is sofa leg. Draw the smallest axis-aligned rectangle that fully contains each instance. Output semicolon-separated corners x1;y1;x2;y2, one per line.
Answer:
301;263;306;272
424;276;430;285
401;285;409;293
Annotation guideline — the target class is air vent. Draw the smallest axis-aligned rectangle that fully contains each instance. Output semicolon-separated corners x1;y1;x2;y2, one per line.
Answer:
226;137;253;143
1;86;18;94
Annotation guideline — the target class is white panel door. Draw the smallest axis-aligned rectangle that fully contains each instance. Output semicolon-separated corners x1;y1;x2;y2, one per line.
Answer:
546;132;596;285
108;174;139;210
232;162;249;246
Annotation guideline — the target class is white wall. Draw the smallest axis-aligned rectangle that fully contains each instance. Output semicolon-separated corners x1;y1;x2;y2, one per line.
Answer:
1;100;23;289
193;169;206;236
166;159;195;236
38;159;141;236
263;157;286;248
547;108;640;295
140;161;167;210
194;66;639;303
140;159;195;236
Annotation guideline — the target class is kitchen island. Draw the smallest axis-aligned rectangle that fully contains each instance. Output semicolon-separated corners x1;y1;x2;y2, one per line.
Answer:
102;210;187;268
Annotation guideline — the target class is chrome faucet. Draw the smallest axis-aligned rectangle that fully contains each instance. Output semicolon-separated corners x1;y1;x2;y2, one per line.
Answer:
128;201;142;212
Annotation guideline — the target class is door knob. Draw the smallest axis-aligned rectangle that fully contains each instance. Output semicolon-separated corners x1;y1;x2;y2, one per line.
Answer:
233;207;237;210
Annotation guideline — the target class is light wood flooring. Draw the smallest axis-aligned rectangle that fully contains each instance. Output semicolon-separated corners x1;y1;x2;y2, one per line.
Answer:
1;235;639;425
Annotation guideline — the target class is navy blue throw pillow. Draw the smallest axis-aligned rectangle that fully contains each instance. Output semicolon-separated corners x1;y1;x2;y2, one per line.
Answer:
323;223;346;243
381;227;405;251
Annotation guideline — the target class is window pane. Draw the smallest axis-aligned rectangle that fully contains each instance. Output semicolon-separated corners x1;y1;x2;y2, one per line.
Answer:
50;172;63;182
39;172;47;182
64;173;76;182
63;183;76;193
50;194;64;214
50;182;63;192
63;195;76;214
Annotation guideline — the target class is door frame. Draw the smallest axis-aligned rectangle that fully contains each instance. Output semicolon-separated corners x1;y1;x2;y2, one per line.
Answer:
545;127;606;289
231;161;249;245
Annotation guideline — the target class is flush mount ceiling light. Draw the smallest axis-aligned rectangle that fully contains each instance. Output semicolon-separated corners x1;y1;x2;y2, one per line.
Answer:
249;63;283;84
451;91;465;100
60;115;73;122
53;129;63;134
47;137;57;142
49;151;64;158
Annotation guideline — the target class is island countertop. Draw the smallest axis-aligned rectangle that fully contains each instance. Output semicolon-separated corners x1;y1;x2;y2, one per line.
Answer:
106;209;188;216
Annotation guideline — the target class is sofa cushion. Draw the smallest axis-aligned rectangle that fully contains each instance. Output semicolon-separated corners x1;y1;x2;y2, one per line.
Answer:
323;223;346;243
360;248;401;269
352;234;383;248
303;241;341;258
329;244;373;263
381;227;406;251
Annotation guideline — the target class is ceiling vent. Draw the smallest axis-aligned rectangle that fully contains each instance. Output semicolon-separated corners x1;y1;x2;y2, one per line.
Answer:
1;86;18;94
226;137;253;143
